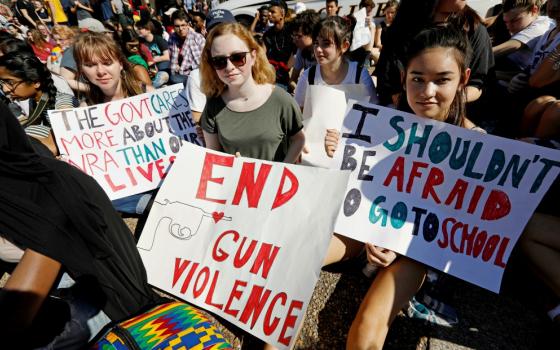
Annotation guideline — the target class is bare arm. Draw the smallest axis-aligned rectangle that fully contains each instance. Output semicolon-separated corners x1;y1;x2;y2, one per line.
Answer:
492;39;524;57
250;11;259;33
283;129;305;163
153;49;170;63
132;65;153;87
60;67;89;93
74;0;93;13
0;249;61;331
529;45;560;88
20;8;38;28
374;26;382;49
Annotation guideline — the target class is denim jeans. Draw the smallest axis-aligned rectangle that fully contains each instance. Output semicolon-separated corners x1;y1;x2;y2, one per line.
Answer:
152;71;170;88
112;191;153;215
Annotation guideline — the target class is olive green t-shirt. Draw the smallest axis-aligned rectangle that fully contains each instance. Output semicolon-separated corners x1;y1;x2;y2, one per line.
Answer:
201;87;303;162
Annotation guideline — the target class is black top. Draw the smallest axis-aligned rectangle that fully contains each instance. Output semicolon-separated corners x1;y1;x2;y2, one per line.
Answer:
15;0;40;27
263;26;295;85
0;101;161;321
375;23;495;106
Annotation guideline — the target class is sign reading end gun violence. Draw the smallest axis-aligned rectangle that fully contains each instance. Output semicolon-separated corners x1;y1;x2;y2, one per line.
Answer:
49;84;200;200
137;142;349;349
332;101;560;292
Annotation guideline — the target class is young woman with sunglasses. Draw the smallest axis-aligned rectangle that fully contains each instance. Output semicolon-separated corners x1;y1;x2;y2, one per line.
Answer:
0;50;76;155
324;24;485;349
200;22;305;163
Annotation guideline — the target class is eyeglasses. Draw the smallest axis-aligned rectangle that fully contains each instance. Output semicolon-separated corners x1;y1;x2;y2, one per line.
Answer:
0;79;24;92
126;42;140;50
209;52;249;70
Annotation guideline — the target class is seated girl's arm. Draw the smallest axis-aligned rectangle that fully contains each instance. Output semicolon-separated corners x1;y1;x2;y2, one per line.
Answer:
365;243;398;267
0;248;61;331
132;65;153;87
325;128;340;158
529;45;560;88
284;129;305;163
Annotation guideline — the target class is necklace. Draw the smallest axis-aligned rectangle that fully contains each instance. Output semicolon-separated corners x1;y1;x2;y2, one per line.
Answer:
272;29;285;52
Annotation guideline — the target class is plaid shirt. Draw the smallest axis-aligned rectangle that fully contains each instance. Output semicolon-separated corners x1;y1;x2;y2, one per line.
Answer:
168;29;206;76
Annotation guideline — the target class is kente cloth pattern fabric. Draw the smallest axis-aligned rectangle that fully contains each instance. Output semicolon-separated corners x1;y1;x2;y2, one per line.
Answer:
93;301;232;349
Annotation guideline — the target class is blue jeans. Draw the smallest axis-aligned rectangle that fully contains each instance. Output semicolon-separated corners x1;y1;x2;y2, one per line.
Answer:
35;274;111;349
152;71;169;88
112;191;153;215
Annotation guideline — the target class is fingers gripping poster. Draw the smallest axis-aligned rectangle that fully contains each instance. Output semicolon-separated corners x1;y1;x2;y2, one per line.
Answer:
49;84;201;200
137;142;349;349
332;101;560;292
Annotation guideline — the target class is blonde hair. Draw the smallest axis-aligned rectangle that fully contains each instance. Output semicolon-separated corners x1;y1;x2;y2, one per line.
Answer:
51;25;77;41
74;32;143;104
200;22;276;97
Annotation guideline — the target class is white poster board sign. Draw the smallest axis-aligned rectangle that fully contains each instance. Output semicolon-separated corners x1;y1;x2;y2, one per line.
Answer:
332;101;560;292
301;85;369;168
137;142;349;348
49;84;200;199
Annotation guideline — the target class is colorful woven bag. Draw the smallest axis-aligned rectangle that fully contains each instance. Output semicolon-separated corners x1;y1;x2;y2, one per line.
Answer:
92;301;233;350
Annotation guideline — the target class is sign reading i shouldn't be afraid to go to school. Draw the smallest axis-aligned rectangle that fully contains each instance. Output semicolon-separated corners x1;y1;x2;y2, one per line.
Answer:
49;84;201;200
137;142;349;349
332;101;560;292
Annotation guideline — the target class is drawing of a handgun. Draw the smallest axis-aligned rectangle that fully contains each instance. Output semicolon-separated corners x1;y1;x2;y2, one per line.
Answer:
137;199;232;251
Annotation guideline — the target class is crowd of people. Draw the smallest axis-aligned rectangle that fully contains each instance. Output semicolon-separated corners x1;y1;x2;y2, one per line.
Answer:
0;0;559;349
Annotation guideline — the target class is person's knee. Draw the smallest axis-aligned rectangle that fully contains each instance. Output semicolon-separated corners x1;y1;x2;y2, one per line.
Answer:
347;314;386;350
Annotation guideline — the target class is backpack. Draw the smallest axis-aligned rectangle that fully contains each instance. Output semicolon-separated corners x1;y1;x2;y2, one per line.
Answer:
307;62;363;85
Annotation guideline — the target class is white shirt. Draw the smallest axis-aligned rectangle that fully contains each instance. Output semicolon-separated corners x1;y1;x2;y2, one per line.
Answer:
294;60;379;108
186;68;206;113
508;16;555;70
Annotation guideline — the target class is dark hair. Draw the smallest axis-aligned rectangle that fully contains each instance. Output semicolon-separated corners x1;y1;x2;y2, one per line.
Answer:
0;37;33;56
190;11;206;20
503;0;540;12
119;28;140;55
290;10;320;36
172;10;190;23
326;0;339;5
312;16;352;51
399;24;471;126
0;51;57;124
359;0;375;9
136;20;155;33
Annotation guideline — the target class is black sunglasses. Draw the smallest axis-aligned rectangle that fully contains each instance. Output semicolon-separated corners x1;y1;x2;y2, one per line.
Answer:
209;52;249;70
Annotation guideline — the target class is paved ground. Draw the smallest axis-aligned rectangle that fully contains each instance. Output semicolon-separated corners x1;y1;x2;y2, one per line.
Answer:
122;218;559;350
3;218;555;349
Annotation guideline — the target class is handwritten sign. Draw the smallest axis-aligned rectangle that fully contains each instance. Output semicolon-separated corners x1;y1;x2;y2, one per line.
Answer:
332;102;560;292
49;84;200;200
301;85;369;168
137;142;349;349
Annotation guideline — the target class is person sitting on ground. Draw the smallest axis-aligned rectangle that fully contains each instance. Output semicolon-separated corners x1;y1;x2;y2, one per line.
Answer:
493;0;554;82
0;100;233;349
136;19;170;88
0;51;76;155
294;16;379;109
323;23;486;350
26;28;54;63
119;28;153;87
74;31;154;214
168;10;205;85
288;10;319;93
200;22;305;163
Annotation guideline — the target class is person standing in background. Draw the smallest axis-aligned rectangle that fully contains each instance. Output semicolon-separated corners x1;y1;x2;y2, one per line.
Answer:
263;0;295;90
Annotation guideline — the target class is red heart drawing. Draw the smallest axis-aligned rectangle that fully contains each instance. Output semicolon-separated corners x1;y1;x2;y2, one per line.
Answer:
212;211;224;223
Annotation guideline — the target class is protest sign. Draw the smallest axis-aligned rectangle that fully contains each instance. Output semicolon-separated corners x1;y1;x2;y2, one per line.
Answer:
301;85;369;168
137;142;349;349
49;84;200;200
332;101;560;292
